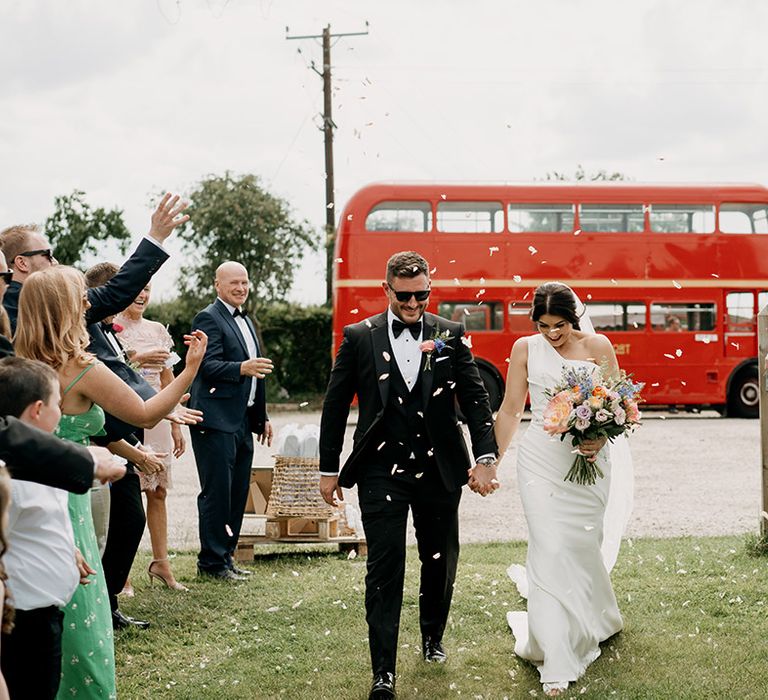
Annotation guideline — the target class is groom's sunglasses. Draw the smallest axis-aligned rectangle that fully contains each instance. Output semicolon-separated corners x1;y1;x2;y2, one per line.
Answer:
390;288;431;302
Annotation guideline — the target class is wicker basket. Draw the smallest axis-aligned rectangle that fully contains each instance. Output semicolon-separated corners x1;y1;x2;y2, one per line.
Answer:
265;456;335;518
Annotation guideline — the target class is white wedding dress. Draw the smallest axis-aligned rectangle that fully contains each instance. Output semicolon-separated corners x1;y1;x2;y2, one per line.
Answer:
506;333;626;688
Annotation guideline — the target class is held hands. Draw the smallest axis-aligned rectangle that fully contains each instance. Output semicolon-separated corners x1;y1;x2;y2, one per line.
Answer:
320;475;344;506
74;548;96;585
87;446;127;484
468;462;500;497
577;436;608;462
149;192;190;244
241;357;274;379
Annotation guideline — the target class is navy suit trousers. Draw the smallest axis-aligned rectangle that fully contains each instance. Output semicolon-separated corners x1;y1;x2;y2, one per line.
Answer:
190;417;253;573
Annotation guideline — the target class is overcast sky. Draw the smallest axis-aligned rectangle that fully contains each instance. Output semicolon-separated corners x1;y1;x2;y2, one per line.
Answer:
2;0;767;303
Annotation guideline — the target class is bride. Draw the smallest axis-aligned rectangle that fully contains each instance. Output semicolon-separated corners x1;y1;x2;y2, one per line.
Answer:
492;282;633;697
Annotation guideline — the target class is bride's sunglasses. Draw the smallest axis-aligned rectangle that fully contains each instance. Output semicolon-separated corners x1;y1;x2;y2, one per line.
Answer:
390;288;431;302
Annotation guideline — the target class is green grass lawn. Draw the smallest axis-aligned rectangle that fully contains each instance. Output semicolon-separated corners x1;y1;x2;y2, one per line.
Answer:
116;536;768;699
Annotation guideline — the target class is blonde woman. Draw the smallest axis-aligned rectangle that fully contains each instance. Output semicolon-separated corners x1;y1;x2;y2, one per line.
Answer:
14;266;207;700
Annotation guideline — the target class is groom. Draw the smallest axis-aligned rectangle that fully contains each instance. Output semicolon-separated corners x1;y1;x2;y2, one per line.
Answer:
319;251;498;700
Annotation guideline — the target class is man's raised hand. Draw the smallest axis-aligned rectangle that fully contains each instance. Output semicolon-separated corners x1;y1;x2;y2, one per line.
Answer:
149;192;190;244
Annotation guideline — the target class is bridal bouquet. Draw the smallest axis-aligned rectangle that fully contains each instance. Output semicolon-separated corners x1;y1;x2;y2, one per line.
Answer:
543;364;643;485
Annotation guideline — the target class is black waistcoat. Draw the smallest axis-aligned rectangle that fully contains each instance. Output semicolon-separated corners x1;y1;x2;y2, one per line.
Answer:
369;358;435;478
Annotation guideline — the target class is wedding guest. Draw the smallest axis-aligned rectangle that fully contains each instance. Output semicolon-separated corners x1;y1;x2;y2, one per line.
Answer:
188;262;273;581
14;265;207;698
116;283;188;591
0;191;187;335
0;357;83;699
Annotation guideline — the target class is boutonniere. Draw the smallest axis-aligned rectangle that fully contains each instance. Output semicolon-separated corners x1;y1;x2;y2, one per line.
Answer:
420;327;453;371
112;323;124;334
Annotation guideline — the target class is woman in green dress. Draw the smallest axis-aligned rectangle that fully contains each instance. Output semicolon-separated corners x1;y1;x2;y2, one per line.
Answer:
15;266;207;698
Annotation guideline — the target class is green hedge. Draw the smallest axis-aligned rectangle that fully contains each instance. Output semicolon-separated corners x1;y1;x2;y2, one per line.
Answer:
145;298;332;402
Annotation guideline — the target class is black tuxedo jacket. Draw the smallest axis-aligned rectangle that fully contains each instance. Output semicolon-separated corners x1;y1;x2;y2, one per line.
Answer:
87;324;156;444
0;416;94;494
4;237;169;335
188;299;268;435
319;311;497;491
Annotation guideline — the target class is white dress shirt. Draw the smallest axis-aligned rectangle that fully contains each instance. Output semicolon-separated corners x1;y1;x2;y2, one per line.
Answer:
219;298;259;406
5;481;79;610
386;308;423;392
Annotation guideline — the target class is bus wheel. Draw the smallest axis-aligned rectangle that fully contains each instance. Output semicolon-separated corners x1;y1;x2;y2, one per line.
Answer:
478;366;503;413
728;367;760;418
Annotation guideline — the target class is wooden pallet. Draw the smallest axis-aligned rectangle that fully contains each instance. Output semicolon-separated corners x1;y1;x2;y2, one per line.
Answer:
236;467;367;560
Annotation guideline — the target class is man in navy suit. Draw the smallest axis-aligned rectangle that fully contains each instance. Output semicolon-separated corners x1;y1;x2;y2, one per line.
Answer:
188;261;274;581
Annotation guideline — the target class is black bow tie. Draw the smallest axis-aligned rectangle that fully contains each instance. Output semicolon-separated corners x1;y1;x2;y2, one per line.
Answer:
392;318;422;340
232;308;246;319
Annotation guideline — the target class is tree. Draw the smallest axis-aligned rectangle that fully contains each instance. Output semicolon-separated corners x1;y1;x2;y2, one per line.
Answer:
175;173;318;312
44;190;132;266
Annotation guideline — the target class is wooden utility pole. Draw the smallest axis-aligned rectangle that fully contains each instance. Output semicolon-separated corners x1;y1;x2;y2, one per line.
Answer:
286;23;369;304
759;304;768;535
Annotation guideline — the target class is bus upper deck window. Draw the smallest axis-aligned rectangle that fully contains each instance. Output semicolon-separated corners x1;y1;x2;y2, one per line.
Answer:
365;201;433;232
508;203;574;232
649;204;715;233
579;204;644;233
436;201;504;233
719;203;768;234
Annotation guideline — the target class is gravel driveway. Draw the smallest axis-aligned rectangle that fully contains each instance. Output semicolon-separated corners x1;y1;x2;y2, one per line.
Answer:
145;410;763;552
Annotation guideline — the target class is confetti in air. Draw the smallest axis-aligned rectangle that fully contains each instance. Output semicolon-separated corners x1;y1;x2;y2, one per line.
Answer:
475;289;486;298
574;228;582;236
432;387;444;396
672;280;682;289
449;259;456;264
489;246;499;256
386;495;392;501
675;349;683;357
461;335;473;348
350;308;359;314
299;401;309;408
440;194;447;200
430;267;437;274
415;472;424;479
334;258;343;263
528;246;537;255
209;387;216;394
432;553;441;560
382;351;391;361
513;275;522;283
364;319;372;328
663;353;676;360
225;524;233;537
379;373;389;381
377;442;386;451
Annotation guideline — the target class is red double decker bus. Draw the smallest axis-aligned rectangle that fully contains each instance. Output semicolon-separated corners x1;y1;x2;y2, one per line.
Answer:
332;182;768;417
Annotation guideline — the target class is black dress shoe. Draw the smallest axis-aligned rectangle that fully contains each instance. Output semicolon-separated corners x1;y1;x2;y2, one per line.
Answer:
198;568;246;582
112;610;150;630
423;636;447;663
369;672;396;699
230;565;252;576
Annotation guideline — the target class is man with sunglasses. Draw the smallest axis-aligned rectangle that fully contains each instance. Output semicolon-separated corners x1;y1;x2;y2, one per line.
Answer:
319;250;499;700
0;192;186;335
